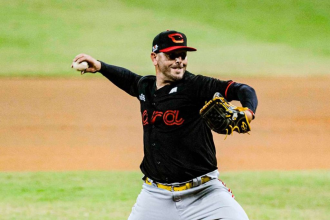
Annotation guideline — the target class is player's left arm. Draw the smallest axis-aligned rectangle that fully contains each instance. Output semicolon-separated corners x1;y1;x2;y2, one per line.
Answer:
224;82;258;121
194;76;258;121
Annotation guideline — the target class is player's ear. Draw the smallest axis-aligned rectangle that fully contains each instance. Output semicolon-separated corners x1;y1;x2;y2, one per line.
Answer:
150;52;157;66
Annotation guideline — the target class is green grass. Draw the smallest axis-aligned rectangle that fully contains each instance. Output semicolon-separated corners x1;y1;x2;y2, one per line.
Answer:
1;0;330;76
0;170;329;220
0;171;142;220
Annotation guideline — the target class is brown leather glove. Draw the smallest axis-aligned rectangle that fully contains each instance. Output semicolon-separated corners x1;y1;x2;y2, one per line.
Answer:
200;92;251;136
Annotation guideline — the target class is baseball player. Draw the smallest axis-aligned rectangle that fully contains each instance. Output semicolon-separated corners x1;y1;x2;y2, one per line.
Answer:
73;30;258;220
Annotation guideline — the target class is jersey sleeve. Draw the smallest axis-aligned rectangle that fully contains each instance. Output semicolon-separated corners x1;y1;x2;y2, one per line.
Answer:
98;61;142;97
194;75;258;114
194;75;232;102
225;82;258;114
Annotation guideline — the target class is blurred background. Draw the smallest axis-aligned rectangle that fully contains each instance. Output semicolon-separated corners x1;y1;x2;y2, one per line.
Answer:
1;0;329;76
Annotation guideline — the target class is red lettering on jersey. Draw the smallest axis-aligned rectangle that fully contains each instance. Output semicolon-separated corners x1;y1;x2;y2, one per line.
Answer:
142;110;149;125
163;110;184;126
151;111;163;124
142;110;184;126
168;33;184;43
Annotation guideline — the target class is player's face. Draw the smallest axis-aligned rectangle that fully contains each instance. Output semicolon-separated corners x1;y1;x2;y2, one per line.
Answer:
156;50;188;82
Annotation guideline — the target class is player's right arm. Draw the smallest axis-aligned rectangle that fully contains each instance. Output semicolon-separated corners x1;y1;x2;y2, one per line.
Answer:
73;53;102;74
72;54;142;97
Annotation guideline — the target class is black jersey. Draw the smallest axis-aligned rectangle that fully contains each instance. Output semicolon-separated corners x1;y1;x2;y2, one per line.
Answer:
99;62;258;183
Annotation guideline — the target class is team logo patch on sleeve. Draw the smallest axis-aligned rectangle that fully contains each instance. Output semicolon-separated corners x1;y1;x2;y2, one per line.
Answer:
139;94;146;101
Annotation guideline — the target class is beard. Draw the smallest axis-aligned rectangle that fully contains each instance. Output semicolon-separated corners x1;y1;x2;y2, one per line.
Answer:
160;63;187;82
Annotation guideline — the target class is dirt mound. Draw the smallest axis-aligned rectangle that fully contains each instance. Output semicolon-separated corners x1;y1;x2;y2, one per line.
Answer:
1;76;329;171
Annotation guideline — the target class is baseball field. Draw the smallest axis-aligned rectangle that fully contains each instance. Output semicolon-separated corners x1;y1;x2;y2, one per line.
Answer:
1;1;330;219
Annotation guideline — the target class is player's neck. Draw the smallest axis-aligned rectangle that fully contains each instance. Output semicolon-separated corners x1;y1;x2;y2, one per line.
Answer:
155;80;169;90
155;73;171;90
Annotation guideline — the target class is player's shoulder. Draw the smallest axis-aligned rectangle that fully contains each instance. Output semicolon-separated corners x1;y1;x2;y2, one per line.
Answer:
183;71;205;82
137;75;156;88
184;71;216;84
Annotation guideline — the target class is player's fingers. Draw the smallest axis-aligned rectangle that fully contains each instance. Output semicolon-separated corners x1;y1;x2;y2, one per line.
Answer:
76;56;94;66
84;67;95;73
73;54;82;62
75;57;85;64
73;54;87;63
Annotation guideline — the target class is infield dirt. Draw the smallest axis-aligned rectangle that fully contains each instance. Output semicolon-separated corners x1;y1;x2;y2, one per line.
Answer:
1;76;329;171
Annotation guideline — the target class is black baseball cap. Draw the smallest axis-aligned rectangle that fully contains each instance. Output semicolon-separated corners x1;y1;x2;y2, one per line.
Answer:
152;30;197;53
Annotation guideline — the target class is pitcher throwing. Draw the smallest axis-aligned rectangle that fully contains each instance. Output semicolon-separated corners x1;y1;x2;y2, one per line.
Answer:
72;30;258;220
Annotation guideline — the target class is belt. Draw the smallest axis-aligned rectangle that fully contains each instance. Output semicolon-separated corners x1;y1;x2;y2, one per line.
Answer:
145;176;212;192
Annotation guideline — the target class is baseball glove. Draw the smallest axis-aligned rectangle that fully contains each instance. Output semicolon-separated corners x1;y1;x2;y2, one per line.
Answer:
200;92;251;137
